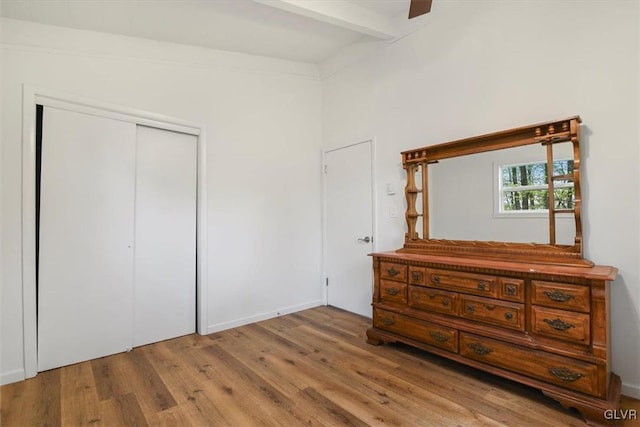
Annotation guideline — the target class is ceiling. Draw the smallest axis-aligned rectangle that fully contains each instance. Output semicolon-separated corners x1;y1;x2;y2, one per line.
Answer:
0;0;412;63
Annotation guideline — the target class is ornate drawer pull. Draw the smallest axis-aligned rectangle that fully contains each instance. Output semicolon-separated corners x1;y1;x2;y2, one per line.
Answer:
385;288;400;296
484;304;495;311
412;271;422;281
506;284;517;295
413;294;420;301
504;312;513;320
544;290;575;302
467;343;493;356
549;367;584;382
477;282;486;291
386;268;400;277
466;304;475;313
429;331;450;343
544;318;575;331
381;317;395;326
428;293;436;299
442;300;449;307
433;275;441;285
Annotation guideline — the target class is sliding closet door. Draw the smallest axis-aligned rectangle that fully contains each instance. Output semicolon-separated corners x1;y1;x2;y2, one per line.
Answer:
38;107;136;371
133;126;197;347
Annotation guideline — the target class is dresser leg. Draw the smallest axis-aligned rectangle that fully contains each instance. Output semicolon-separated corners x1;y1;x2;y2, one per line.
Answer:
366;328;384;345
543;373;622;426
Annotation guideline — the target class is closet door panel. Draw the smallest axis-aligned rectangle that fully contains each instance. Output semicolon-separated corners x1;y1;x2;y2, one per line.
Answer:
38;107;136;371
133;126;197;347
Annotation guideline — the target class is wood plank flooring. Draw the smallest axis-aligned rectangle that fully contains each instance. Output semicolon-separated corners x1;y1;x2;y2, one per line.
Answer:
1;306;638;426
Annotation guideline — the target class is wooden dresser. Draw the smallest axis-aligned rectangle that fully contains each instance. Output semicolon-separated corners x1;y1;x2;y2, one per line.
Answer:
367;117;621;426
367;251;619;426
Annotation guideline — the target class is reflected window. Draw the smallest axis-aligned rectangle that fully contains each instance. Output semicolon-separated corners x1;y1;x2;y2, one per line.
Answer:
498;160;574;213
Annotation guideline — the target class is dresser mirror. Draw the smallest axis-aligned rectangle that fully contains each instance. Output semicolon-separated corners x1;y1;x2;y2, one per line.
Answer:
400;116;590;266
428;141;575;245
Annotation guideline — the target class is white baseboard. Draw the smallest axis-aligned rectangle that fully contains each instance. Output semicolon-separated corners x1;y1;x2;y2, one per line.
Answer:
1;369;25;386
206;300;323;334
622;381;640;399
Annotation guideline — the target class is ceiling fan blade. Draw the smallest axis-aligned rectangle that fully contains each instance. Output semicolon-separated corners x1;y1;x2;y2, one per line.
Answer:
408;0;432;19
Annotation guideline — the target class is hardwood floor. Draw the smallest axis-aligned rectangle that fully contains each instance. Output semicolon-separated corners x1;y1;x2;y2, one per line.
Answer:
2;306;638;426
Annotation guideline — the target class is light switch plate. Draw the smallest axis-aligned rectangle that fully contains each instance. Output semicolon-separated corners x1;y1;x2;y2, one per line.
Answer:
386;182;395;195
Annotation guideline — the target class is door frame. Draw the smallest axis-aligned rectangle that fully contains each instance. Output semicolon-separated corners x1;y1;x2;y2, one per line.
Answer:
21;85;208;379
321;139;377;308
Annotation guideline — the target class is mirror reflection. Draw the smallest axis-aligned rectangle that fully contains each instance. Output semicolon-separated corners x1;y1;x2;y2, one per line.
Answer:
426;142;575;245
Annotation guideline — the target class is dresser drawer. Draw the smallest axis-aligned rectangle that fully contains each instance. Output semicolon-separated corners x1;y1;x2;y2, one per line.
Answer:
427;269;498;298
409;266;426;285
380;262;407;282
460;333;599;396
532;306;590;344
499;278;525;303
374;309;458;353
460;295;524;331
532;281;590;313
380;280;407;304
409;286;457;316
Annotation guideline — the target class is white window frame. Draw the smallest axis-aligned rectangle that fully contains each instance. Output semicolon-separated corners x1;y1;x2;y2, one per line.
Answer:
493;159;574;219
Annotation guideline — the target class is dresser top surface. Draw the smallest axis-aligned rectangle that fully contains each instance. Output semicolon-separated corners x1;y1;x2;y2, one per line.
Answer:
370;250;618;281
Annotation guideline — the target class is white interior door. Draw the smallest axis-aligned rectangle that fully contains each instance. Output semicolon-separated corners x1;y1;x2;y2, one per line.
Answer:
325;141;374;317
38;107;136;371
133;126;197;347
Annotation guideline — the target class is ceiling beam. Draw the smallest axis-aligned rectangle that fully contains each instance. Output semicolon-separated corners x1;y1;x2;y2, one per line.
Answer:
253;0;396;40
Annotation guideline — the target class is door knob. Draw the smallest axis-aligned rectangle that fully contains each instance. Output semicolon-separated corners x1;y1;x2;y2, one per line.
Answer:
358;236;372;243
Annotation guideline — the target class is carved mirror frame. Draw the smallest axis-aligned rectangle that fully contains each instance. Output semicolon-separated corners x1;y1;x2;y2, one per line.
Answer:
399;116;593;267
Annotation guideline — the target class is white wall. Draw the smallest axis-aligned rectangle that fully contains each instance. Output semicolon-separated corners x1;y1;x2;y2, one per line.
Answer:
322;1;640;398
0;18;323;384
